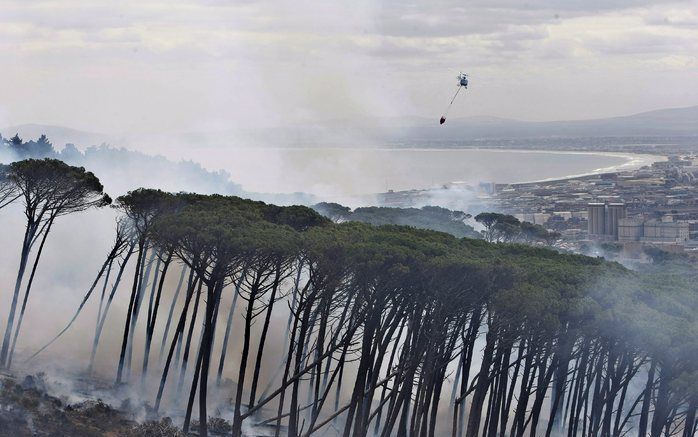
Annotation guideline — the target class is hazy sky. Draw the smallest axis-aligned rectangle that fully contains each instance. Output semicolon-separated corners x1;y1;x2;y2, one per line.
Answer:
1;0;697;134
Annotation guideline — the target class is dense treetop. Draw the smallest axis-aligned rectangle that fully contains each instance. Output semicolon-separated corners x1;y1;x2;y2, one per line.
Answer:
313;202;480;238
2;158;697;436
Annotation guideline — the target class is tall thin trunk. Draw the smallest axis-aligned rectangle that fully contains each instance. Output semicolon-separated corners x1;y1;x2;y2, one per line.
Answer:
274;291;303;437
286;289;316;437
116;241;146;385
683;397;697;437
260;260;302;399
197;280;223;437
158;265;187;365
26;238;119;362
154;267;196;412
177;278;203;395
8;217;55;367
89;244;135;374
651;366;671;437
638;360;656;437
528;352;557;437
125;250;157;377
248;263;282;408
465;321;497;437
0;221;34;367
231;272;262;437
183;331;205;435
95;259;114;335
216;271;244;386
141;251;173;383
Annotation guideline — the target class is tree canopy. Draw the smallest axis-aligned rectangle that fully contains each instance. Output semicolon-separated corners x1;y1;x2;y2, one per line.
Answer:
313;203;479;238
1;159;696;437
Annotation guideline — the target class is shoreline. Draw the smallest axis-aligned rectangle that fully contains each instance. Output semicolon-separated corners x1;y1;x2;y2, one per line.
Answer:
510;150;665;186
361;149;667;208
198;146;667;200
385;148;666;191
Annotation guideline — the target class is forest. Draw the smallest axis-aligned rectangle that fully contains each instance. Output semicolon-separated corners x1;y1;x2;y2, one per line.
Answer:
1;155;698;437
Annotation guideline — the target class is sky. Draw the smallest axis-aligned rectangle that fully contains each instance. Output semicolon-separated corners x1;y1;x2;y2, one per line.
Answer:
0;0;697;134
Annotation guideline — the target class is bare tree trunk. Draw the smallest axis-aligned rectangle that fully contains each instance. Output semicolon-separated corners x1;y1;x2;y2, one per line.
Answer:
248;264;282;407
183;332;205;435
126;250;158;377
95;259;114;338
26;238;120;362
465;322;497;437
141;251;173;383
259;260;303;400
0;223;34;367
8;217;55;367
197;280;223;437
651;366;671;437
231;272;263;437
154;267;196;412
89;244;135;374
116;241;146;385
158;265;187;365
177;278;203;395
216;271;244;386
638;360;656;437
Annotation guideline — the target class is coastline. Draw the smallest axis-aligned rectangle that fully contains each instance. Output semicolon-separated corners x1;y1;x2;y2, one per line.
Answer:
191;145;668;198
377;147;666;189
364;149;667;203
510;150;665;186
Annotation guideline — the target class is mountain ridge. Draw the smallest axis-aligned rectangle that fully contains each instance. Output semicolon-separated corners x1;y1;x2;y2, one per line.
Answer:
3;105;697;149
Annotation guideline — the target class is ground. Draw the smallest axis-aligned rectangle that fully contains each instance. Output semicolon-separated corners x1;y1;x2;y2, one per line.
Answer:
0;373;215;436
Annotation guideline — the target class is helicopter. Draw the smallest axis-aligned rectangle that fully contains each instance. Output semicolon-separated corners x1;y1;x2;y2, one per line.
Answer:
440;72;468;125
458;72;468;88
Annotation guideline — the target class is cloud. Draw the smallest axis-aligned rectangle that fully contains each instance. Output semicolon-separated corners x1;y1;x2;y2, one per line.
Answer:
0;0;696;132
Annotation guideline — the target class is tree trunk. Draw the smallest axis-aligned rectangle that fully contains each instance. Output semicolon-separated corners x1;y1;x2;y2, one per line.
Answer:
232;272;262;437
465;321;497;437
0;223;34;367
158;265;188;365
125;250;157;377
197;280;223;437
153;266;196;412
638;360;656;437
651;366;671;437
8;217;55;367
216;271;243;386
116;241;146;385
89;244;135;374
177;278;203;394
248;264;282;408
141;251;173;383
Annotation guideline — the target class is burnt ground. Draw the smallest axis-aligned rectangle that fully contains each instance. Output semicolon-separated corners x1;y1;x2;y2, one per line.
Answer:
0;371;287;436
0;373;194;436
0;373;133;436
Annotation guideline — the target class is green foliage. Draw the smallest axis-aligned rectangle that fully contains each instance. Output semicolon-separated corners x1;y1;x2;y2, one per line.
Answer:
475;212;559;245
3;134;55;159
8;158;111;215
0;163;19;208
312;203;479;238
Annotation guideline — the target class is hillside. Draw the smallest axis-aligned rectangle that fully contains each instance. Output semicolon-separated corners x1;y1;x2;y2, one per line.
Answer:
4;106;698;154
360;105;698;141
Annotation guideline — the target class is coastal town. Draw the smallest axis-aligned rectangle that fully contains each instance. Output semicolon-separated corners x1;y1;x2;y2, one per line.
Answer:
378;153;698;263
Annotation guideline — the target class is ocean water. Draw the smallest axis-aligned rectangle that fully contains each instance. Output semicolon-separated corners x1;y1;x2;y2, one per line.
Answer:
186;147;655;197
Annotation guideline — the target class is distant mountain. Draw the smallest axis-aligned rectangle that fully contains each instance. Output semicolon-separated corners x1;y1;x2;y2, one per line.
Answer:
377;105;698;141
224;105;698;145
3;105;697;151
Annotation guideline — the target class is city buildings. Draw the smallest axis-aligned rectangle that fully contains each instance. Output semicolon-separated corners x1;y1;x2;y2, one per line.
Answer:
588;202;626;240
480;154;698;259
374;153;698;261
